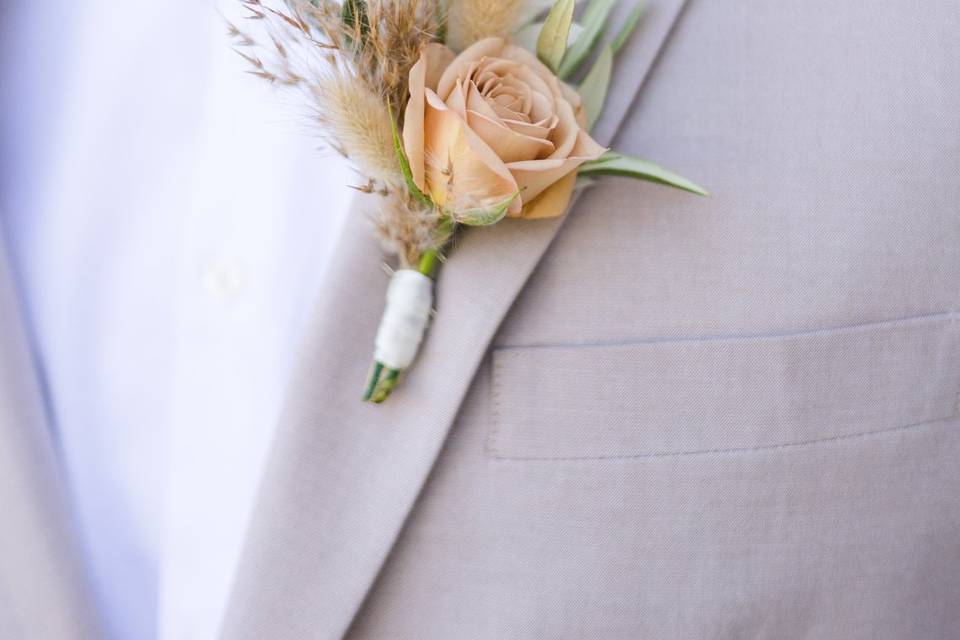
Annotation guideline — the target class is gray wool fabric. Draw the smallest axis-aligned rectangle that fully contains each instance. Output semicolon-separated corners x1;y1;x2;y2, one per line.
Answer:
2;0;959;638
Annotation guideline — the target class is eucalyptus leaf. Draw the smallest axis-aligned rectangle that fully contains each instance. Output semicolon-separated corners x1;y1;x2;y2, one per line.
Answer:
388;106;433;207
578;151;709;196
452;193;519;226
515;0;563;29
536;0;576;73
578;44;613;130
574;175;599;192
514;21;584;55
611;0;645;54
557;0;617;79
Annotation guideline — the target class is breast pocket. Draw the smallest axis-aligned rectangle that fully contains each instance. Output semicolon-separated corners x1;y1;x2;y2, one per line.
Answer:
488;312;960;460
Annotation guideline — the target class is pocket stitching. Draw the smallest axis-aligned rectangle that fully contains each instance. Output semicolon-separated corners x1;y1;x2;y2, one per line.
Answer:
486;350;509;458
488;312;960;461
486;354;499;457
489;414;958;461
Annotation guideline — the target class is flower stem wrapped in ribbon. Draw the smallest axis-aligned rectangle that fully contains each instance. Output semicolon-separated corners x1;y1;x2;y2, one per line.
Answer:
231;0;707;403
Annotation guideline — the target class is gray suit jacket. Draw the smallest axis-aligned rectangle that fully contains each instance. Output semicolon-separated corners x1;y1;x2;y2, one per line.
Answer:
1;0;958;638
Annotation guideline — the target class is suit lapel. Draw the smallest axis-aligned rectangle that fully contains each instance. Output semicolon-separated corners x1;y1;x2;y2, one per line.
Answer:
0;232;101;638
220;2;688;638
591;0;690;146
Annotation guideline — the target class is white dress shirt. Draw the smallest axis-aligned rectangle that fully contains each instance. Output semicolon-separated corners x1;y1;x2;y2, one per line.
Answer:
0;1;354;639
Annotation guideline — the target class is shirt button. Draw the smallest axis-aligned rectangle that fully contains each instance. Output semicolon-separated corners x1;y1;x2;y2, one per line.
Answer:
203;259;246;300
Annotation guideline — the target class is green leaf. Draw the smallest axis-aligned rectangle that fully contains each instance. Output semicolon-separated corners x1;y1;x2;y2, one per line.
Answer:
451;192;519;226
574;175;599;191
578;151;709;196
578;44;613;130
536;0;576;73
610;1;645;55
557;0;617;79
514;21;583;54
388;105;433;207
515;0;560;29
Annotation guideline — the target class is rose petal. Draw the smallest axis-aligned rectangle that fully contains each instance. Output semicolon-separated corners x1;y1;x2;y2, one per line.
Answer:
402;53;429;191
502;117;555;142
528;90;554;123
514;169;577;219
500;43;566;96
570;125;607;159
476;69;501;93
437;38;506;99
492;94;524;116
507;117;605;202
482;59;555;105
545;98;579;159
403;44;457;191
465;82;499;119
499;49;568;127
470;81;534;132
490;79;532;116
446;79;469;119
422;43;456;91
466;110;554;163
508;156;581;203
423;89;520;214
487;98;526;123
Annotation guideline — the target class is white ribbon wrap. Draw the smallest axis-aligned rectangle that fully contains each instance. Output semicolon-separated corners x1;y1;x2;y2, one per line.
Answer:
373;269;434;370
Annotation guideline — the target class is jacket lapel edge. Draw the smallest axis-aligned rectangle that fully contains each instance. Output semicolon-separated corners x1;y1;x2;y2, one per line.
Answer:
221;2;689;636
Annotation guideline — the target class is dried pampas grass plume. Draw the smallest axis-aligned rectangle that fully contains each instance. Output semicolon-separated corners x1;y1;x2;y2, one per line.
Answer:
356;0;443;108
445;0;525;51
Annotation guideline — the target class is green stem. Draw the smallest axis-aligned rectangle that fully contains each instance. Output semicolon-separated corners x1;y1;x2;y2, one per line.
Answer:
369;367;401;403
418;248;440;277
362;361;385;401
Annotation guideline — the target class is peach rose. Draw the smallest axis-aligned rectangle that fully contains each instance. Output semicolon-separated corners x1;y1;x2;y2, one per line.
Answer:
402;37;606;222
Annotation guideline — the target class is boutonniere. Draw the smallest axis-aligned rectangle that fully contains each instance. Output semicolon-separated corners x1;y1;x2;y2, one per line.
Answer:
232;0;706;402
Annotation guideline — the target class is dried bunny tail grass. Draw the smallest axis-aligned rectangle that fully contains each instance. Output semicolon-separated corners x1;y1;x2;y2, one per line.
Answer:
230;0;449;262
374;191;449;267
228;1;402;188
229;0;442;185
309;72;402;188
445;0;525;51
